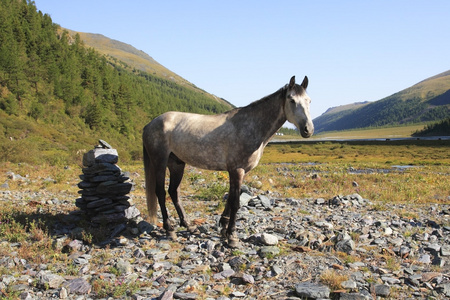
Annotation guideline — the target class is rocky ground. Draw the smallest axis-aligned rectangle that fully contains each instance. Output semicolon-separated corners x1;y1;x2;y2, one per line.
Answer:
1;182;450;299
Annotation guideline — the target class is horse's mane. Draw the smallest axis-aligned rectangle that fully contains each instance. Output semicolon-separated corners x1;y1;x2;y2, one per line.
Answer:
223;83;306;118
244;83;306;109
245;86;286;109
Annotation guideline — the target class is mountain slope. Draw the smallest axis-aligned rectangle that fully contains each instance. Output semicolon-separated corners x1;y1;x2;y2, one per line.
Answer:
64;29;232;108
314;70;450;133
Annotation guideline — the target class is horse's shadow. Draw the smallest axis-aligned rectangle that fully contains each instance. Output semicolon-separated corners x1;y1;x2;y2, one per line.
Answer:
10;207;220;252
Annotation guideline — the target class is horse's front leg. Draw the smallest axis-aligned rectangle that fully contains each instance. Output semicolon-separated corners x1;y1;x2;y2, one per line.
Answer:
225;168;245;248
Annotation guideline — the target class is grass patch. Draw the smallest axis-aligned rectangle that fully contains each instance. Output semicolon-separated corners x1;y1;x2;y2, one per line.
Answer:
320;269;348;291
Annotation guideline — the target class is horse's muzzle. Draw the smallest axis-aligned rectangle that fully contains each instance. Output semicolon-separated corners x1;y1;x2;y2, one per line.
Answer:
301;125;314;138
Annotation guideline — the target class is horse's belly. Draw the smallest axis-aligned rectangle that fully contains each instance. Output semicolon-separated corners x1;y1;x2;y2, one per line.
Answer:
173;147;228;171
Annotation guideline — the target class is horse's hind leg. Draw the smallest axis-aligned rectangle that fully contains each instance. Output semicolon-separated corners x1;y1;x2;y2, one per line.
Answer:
219;202;230;238
153;158;176;239
168;154;196;233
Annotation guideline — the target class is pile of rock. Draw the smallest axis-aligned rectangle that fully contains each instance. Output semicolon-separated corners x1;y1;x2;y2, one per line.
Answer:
75;140;139;224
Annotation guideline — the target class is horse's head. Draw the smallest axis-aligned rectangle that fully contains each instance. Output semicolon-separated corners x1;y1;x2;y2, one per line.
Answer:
284;76;314;138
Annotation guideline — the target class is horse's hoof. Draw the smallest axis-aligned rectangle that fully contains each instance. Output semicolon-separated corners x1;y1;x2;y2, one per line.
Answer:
227;237;240;248
167;230;177;240
226;232;240;248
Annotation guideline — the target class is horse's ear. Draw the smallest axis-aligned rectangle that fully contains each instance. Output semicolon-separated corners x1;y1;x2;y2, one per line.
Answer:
301;76;308;89
289;76;296;89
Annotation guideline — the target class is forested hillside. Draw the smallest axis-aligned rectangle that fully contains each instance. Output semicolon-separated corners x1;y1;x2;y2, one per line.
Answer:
413;118;450;137
313;70;450;133
0;0;232;165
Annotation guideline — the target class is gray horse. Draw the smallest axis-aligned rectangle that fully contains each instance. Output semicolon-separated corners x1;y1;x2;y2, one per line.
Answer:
143;76;313;247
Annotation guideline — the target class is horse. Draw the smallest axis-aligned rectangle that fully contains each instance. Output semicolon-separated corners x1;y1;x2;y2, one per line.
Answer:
143;76;314;247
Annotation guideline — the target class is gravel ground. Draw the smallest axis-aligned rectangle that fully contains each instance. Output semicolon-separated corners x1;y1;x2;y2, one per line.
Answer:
1;183;450;299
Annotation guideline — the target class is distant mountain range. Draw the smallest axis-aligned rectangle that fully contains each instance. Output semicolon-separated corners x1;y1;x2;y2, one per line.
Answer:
67;29;449;135
313;70;450;133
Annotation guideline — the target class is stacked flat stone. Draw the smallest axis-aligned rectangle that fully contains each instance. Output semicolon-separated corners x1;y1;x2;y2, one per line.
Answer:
76;140;135;224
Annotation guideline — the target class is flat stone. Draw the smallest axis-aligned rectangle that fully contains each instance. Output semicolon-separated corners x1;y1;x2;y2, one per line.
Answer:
384;227;393;235
374;284;390;297
9;284;28;292
315;198;326;204
239;193;252;207
335;238;355;254
441;245;450;256
83;148;118;166
73;257;88;265
173;292;198;299
260;233;279;246
159;290;174;300
314;221;334;229
63;278;91;295
96;182;132;195
82;162;121;175
295;282;330;299
59;287;68;298
133;248;146;259
213;269;235;280
338;292;368;300
271;265;283;276
230;291;246;297
98;139;112;149
418;254;431;264
124;206;140;219
241;274;255;284
372;238;386;245
77;180;98;189
37;271;65;289
89;174;121;182
382;276;401;284
86;198;112;209
341;279;357;289
258;195;272;208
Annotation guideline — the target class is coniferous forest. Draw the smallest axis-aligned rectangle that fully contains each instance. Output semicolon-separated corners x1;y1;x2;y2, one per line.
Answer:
0;0;232;165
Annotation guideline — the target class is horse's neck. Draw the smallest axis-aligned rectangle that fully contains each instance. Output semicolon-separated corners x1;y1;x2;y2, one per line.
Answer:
239;88;286;144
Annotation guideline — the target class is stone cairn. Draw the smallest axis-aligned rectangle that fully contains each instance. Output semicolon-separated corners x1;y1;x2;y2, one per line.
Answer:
76;140;140;224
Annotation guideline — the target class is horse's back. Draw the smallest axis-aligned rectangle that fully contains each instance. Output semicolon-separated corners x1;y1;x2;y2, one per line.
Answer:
144;111;229;138
143;111;234;170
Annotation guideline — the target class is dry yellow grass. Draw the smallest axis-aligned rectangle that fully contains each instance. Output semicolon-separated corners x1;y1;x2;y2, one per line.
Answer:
319;269;349;291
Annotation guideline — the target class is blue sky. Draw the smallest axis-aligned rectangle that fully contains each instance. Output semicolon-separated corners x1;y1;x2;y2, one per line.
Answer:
35;0;450;119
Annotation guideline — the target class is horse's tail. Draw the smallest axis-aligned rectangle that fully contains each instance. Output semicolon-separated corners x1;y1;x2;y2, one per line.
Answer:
143;144;158;225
